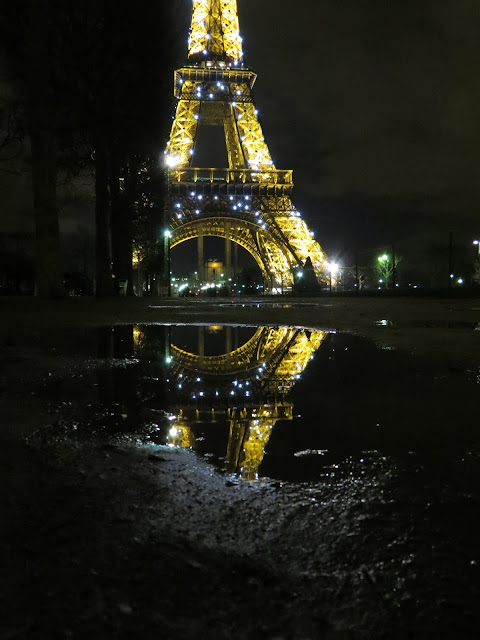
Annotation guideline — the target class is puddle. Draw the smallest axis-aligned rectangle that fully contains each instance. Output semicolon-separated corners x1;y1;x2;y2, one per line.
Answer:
30;324;480;484
375;319;394;326
409;320;479;330
376;319;478;330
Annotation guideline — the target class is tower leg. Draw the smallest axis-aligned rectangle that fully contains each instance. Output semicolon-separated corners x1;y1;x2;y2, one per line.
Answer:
233;241;238;281
225;325;232;354
225;236;232;279
234;326;239;350
198;233;204;282
198;326;205;359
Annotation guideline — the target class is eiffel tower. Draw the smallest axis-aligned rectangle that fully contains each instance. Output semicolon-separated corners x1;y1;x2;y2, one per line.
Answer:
165;0;326;290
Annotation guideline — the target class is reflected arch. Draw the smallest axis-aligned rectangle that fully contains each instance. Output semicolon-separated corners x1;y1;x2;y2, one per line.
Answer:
165;324;327;479
170;327;264;377
169;325;326;394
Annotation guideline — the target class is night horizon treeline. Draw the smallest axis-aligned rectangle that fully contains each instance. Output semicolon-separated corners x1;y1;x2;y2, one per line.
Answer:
0;0;183;297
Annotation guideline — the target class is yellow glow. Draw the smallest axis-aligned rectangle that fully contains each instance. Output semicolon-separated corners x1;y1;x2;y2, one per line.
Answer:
166;422;195;449
132;248;143;266
162;327;327;479
165;154;181;168
171;327;326;388
232;86;274;170
230;419;274;481
189;0;243;62
164;0;327;287
132;326;144;348
165;88;200;168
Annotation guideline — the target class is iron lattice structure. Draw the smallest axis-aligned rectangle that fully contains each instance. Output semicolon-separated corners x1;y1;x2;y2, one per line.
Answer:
157;326;326;479
164;0;326;287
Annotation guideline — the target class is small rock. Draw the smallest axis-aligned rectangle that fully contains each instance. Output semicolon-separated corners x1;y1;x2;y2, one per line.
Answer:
118;603;133;615
148;455;166;463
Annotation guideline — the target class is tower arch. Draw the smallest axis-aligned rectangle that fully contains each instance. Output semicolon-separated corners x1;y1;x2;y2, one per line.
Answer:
170;217;294;284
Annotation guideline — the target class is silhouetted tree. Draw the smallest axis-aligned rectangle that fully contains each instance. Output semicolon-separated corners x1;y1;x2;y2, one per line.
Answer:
473;259;480;286
375;252;400;289
0;0;182;297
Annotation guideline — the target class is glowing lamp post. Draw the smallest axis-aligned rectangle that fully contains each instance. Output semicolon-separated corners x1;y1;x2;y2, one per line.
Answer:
165;154;180;168
377;254;389;288
325;261;339;294
473;240;480;288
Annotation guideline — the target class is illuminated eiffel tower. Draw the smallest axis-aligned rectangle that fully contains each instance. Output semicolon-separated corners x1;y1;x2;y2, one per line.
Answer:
165;0;327;290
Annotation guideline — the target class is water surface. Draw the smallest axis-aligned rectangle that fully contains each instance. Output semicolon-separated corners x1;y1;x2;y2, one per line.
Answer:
37;323;480;484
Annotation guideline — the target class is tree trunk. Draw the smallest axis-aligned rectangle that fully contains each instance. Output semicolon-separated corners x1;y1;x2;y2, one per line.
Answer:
94;128;114;296
26;0;64;298
111;155;134;295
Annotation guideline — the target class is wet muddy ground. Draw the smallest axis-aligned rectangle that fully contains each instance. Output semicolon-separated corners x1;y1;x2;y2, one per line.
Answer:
1;296;480;639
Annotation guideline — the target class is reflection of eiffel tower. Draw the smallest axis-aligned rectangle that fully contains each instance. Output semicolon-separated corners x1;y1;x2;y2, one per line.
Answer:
154;326;326;480
165;0;327;291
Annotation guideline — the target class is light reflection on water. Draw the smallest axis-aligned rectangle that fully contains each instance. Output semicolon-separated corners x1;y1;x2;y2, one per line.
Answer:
131;324;327;480
38;323;480;483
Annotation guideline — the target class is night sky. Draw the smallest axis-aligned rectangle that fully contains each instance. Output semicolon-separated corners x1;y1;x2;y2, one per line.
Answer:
2;0;479;264
237;0;480;257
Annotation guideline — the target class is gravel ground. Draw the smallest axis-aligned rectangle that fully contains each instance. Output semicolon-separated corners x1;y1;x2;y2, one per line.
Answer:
1;295;480;639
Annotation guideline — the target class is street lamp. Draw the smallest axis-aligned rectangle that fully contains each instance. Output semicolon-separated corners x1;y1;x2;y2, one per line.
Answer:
164;230;172;297
325;261;339;294
377;254;390;288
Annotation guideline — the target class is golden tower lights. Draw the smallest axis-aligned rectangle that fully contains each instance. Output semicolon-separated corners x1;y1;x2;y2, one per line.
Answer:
163;325;327;479
165;0;327;289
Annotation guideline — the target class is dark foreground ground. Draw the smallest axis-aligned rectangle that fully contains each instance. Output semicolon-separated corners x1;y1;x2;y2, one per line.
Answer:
1;296;479;639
